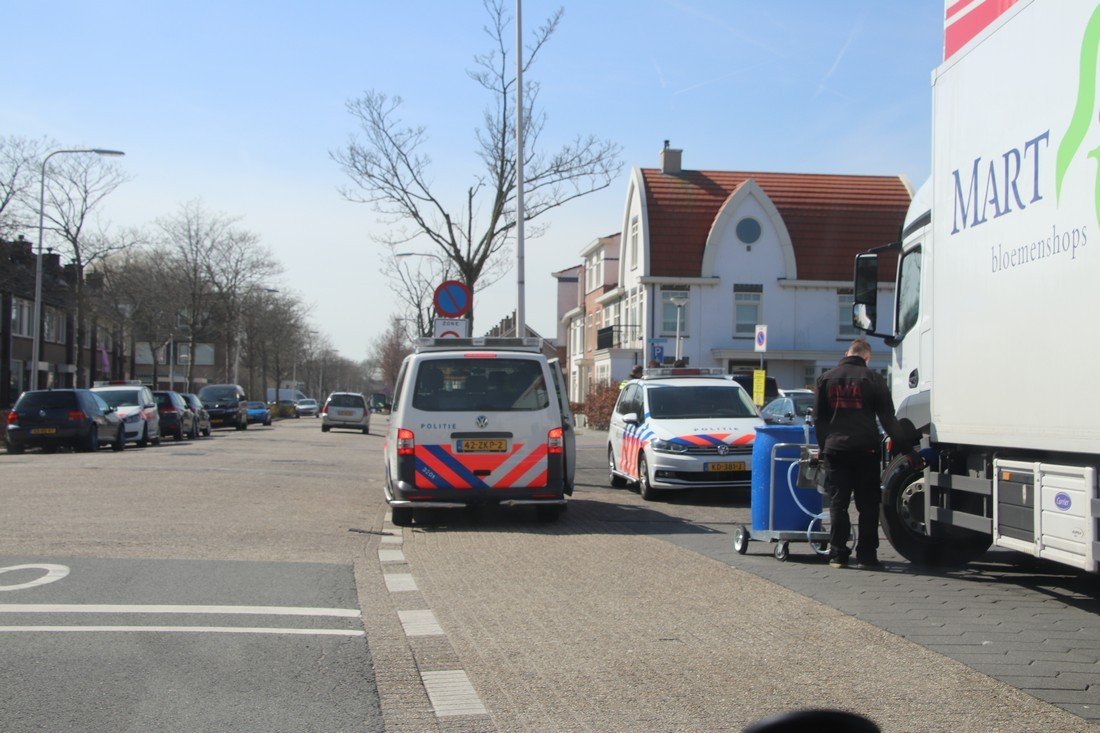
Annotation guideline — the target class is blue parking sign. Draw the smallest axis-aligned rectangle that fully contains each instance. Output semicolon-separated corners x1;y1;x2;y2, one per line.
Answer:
652;344;664;363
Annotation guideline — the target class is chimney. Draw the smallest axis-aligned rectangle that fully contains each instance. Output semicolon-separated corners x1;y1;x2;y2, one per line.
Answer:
660;139;682;175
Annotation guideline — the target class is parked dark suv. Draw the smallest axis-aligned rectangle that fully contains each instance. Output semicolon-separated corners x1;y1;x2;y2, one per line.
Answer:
5;389;125;453
197;384;249;430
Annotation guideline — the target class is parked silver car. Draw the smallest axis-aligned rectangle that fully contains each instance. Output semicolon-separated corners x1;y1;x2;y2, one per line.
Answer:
321;392;370;434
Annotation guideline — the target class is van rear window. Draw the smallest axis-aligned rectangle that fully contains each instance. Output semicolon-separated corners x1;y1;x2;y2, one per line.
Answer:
412;358;549;412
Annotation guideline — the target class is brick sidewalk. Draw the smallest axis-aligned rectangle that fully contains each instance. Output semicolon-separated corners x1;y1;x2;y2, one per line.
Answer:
369;500;1094;731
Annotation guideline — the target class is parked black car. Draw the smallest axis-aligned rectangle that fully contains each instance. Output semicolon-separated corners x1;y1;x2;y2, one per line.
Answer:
5;389;125;454
182;393;212;437
197;384;249;430
154;390;198;440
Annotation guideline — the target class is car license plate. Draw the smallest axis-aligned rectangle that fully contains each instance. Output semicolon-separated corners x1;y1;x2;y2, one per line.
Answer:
457;438;507;453
30;427;57;435
338;410;353;416
706;461;746;472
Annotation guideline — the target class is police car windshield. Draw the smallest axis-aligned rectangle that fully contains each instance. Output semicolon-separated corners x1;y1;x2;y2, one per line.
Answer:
412;358;549;412
647;385;757;419
96;389;142;408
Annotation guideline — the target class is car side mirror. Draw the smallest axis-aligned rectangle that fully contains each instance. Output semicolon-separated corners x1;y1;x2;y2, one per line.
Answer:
622;412;640;425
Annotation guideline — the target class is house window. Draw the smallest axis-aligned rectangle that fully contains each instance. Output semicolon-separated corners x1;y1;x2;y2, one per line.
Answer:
736;217;761;244
585;251;604;293
43;306;66;344
630;217;639;270
734;284;762;337
837;290;857;339
659;286;689;336
11;298;33;338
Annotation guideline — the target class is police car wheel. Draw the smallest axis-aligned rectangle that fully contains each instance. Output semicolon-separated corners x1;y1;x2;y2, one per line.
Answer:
113;428;125;452
638;455;661;501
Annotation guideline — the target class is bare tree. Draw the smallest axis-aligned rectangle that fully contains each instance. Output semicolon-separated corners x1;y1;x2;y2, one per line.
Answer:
370;315;410;392
0;136;47;238
40;152;134;386
157;201;236;387
334;0;621;329
200;223;281;381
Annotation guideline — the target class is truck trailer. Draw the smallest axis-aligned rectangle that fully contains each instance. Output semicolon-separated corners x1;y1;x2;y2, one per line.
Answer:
853;0;1100;572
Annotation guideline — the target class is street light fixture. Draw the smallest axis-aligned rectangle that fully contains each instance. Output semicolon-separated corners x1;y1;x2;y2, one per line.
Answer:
670;294;689;363
31;148;125;389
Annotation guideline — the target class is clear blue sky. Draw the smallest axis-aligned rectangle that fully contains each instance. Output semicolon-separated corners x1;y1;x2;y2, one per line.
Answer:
3;1;943;362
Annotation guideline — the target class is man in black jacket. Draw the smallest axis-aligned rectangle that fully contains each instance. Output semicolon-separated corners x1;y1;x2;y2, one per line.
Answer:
814;339;909;569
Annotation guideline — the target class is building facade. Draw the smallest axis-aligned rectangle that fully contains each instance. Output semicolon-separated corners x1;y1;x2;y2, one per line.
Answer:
559;144;909;396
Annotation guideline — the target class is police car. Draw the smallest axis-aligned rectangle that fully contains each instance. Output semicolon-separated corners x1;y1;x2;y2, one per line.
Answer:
607;368;764;500
383;338;576;526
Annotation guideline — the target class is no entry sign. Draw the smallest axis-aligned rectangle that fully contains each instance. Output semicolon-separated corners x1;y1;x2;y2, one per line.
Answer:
433;280;471;318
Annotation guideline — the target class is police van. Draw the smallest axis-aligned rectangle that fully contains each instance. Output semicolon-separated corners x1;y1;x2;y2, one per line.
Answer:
607;368;764;500
383;338;576;526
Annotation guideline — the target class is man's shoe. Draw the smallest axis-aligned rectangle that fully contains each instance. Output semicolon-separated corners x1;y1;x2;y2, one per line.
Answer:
855;558;882;570
828;557;848;569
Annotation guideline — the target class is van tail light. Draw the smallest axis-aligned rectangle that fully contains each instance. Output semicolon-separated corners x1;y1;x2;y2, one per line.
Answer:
68;410;86;422
321;403;329;415
547;427;564;454
397;428;415;456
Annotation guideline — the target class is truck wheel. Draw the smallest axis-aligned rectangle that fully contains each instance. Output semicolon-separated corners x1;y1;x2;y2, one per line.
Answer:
880;452;992;566
608;447;627;487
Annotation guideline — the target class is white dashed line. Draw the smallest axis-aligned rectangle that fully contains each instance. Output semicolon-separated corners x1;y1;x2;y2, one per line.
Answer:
421;670;488;717
383;574;418;593
379;549;406;563
398;609;444;636
379;534;403;544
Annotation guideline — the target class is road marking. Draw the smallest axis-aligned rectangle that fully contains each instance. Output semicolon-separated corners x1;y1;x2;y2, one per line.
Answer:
380;534;402;544
0;564;70;592
0;604;360;617
0;625;364;636
383;574;417;593
398;609;443;636
379;549;406;563
421;670;487;717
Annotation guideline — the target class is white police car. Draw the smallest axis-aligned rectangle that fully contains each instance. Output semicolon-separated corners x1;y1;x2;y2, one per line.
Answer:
91;381;162;447
607;368;764;500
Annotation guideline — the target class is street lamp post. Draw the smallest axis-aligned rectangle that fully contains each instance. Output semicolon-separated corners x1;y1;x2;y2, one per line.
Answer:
671;295;689;363
32;148;125;389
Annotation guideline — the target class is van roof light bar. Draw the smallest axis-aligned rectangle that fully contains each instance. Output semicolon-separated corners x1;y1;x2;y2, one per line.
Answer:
414;337;541;353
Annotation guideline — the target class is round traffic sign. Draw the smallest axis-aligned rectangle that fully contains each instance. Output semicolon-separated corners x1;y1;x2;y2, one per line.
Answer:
433;280;471;318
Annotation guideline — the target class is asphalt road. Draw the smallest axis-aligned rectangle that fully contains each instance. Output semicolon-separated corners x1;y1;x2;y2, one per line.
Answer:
1;417;1098;732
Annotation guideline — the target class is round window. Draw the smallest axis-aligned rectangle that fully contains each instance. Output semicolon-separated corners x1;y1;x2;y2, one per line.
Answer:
736;217;761;244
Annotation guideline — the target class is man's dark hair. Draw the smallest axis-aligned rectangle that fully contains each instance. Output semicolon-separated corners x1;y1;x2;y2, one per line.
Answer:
847;338;872;360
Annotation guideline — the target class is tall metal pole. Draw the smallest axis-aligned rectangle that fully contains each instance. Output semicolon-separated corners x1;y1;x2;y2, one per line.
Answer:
32;148;124;390
675;305;683;362
515;0;526;338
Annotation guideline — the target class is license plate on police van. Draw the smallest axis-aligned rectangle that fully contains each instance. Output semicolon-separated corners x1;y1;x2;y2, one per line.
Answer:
30;428;57;435
456;438;507;453
706;461;746;472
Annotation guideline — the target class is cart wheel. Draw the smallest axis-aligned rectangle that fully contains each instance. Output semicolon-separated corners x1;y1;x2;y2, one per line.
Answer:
774;541;790;562
733;525;750;555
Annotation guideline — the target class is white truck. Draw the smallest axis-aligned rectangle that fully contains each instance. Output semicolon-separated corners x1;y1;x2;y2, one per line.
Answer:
853;0;1100;572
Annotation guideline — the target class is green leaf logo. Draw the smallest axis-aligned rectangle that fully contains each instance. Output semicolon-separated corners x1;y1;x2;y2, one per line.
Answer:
1056;5;1100;217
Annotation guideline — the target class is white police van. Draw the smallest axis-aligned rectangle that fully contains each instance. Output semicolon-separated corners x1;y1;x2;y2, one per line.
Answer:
607;368;764;500
383;338;575;526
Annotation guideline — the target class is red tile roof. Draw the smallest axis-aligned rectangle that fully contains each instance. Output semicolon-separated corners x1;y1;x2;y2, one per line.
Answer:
640;169;910;280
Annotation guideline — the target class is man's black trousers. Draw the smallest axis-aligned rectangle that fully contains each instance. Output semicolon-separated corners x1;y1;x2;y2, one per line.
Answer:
823;450;881;561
